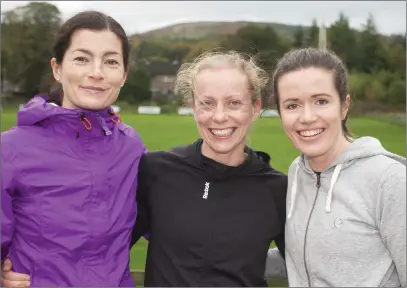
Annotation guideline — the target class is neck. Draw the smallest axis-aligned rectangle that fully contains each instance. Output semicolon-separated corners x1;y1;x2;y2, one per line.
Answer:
201;141;246;167
308;135;350;172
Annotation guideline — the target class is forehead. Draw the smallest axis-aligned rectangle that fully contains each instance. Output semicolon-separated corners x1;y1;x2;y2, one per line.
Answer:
194;67;249;97
278;67;336;98
68;29;122;54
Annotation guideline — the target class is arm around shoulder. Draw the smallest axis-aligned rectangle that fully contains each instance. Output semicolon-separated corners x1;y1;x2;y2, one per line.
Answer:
131;154;152;247
1;138;18;262
378;162;406;287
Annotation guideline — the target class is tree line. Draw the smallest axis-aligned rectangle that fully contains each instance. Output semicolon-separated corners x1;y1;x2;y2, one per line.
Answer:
1;2;405;110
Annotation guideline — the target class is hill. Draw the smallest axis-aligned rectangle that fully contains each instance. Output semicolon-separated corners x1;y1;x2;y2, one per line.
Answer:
133;21;305;42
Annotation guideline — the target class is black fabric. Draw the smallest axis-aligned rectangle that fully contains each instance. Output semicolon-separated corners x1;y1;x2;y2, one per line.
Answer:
131;139;287;287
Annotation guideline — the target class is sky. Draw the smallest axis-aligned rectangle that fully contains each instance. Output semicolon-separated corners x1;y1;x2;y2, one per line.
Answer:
1;1;406;36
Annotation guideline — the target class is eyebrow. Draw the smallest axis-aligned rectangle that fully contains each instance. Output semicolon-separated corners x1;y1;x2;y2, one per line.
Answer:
282;93;332;103
72;48;120;57
198;94;244;99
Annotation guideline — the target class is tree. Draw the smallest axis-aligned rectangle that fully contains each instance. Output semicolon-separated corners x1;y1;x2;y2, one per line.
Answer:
167;42;192;62
220;24;289;71
357;13;387;73
134;39;173;62
304;19;319;47
327;12;358;71
184;39;219;61
1;2;62;98
293;27;305;48
120;60;152;104
386;41;406;78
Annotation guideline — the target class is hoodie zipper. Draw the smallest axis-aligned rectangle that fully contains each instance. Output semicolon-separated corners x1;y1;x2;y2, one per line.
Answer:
303;172;321;287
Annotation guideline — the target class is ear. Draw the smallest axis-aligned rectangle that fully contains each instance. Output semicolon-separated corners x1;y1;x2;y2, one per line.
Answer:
191;100;197;120
121;71;128;87
342;94;351;120
252;98;262;121
50;58;61;82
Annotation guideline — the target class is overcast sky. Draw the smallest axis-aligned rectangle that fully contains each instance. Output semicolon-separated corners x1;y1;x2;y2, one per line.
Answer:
1;1;406;36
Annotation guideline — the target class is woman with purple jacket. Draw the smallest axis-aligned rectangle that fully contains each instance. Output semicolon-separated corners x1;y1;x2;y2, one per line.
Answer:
1;11;146;286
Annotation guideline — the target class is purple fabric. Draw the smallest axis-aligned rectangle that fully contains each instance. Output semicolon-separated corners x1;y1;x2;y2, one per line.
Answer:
1;96;146;286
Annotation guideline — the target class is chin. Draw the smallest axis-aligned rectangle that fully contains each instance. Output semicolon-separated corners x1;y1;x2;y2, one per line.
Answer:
300;148;326;158
77;99;110;111
207;142;238;155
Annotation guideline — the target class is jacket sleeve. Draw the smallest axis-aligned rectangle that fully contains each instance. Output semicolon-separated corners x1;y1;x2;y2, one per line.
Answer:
1;140;17;262
264;248;287;279
265;172;288;279
130;154;151;248
377;162;406;287
274;173;288;259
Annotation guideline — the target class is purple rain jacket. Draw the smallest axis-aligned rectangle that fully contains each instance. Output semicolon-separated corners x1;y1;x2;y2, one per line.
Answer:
1;96;146;286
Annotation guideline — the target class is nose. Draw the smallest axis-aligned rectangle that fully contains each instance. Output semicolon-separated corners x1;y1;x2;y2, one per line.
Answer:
89;62;104;80
212;105;228;123
299;104;317;124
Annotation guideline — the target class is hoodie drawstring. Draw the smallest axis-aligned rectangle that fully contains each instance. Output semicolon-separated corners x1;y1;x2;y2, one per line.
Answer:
108;109;122;124
79;112;92;131
325;164;343;213
78;110;122;133
287;164;343;219
287;165;300;220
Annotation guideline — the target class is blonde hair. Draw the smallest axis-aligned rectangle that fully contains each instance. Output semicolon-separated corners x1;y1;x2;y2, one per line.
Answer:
175;50;269;106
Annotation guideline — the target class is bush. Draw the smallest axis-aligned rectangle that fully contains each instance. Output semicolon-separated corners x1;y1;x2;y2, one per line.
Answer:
387;79;406;105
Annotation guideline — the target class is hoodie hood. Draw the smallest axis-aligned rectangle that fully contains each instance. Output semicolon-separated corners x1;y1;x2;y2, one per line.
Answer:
180;139;274;181
18;95;122;138
288;136;406;219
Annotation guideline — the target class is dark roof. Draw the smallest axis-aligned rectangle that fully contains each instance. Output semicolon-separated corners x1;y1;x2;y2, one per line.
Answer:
147;61;181;76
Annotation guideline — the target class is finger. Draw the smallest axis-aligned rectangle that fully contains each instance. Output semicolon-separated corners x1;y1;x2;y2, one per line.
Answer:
2;258;12;271
1;279;30;288
4;271;31;281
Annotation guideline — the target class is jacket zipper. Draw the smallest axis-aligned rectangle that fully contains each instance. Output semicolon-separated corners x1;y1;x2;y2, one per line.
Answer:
303;172;321;287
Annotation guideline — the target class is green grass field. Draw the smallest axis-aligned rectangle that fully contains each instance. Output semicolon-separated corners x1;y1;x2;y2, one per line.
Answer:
1;111;405;271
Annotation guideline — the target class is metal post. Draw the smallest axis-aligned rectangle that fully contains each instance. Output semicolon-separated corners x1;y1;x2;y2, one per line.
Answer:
319;21;327;50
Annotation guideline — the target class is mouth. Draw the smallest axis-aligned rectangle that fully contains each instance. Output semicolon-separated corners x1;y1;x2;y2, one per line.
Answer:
80;86;107;94
209;128;237;138
297;128;325;139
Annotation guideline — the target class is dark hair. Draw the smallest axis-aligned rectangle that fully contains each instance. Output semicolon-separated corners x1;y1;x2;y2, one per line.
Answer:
47;11;130;105
271;47;352;139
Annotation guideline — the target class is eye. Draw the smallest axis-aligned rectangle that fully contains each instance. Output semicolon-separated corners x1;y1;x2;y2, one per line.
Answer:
316;99;328;105
286;103;298;110
199;100;214;109
229;100;243;109
106;59;119;65
74;56;88;63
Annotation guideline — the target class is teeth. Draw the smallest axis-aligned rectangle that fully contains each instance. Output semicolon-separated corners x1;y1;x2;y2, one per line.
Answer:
299;129;324;137
211;128;234;137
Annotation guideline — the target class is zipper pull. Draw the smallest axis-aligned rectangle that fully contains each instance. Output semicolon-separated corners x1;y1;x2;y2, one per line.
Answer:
316;173;321;188
97;114;112;136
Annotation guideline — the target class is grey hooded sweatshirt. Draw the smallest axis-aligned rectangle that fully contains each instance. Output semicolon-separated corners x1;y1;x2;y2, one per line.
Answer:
265;136;406;287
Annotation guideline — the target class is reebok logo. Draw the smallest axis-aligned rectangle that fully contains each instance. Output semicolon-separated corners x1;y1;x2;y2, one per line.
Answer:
203;182;210;199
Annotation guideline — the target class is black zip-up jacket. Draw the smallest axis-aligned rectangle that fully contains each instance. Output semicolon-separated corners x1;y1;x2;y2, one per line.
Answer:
132;139;287;287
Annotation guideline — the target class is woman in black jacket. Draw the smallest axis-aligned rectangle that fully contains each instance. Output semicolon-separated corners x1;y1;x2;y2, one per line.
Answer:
132;51;287;287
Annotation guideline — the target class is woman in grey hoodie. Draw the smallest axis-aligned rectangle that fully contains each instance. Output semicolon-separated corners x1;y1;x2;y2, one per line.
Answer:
265;47;406;287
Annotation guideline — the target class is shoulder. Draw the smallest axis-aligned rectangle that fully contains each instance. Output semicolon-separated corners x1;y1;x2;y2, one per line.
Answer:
116;122;147;152
287;156;301;177
1;127;28;163
117;122;143;141
139;142;195;172
261;165;288;209
376;157;406;194
357;154;405;185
